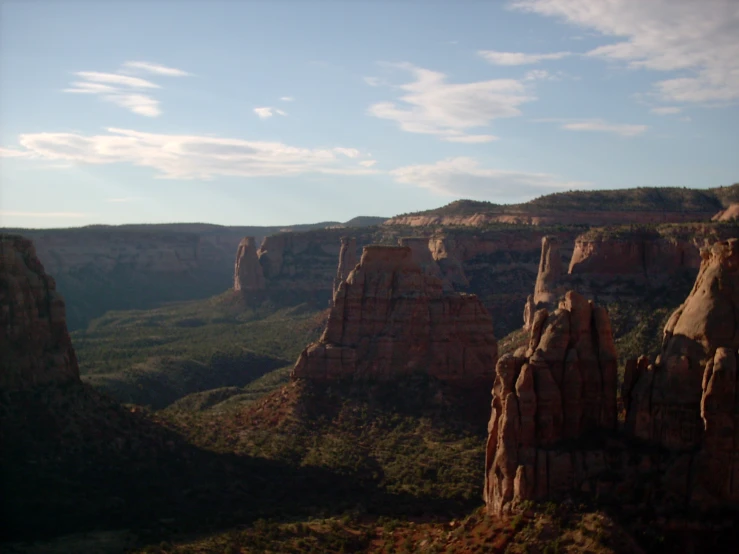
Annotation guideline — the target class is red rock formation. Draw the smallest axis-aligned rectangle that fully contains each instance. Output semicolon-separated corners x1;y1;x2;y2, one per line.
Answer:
522;236;566;330
332;237;357;298
485;291;618;514
293;245;498;383
386;210;715;228
234;237;265;292
622;239;739;507
712;203;739;221
0;235;80;390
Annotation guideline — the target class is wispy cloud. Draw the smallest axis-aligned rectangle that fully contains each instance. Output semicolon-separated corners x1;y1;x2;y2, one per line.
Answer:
391;157;586;201
280;96;294;102
0;147;34;158
650;106;682;115
120;61;191;77
254;107;288;119
513;0;739;104
6;128;378;179
560;119;648;136
62;62;191;117
367;62;534;142
0;211;90;218
478;50;571;65
359;160;378;167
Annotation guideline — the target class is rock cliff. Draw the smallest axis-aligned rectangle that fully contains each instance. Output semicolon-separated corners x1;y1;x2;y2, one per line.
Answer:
485;291;618;514
293;245;498;383
0;235;80;390
712;203;739;221
623;239;739;507
234;237;265;292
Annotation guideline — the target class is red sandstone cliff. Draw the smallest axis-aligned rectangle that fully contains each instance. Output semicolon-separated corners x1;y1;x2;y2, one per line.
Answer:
333;236;357;299
0;235;80;390
485;291;617;514
234;237;265;292
293;245;498;383
623;239;739;507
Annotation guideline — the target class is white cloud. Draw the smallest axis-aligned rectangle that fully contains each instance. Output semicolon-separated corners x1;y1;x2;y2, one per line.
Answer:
254;107;287;118
478;50;571;65
364;76;385;87
333;147;360;158
63;63;190;117
391;157;585;201
254;107;274;119
512;0;739;104
650;106;682;115
523;69;560;81
560;119;647;136
280;96;294;102
367;63;534;142
105;94;161;117
0;147;34;158
0;211;90;218
75;71;160;89
120;61;191;77
359;160;378;167
7;128;378;179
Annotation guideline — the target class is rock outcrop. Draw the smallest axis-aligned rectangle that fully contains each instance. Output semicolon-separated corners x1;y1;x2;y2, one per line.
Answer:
293;245;498;383
234;237;265;292
332;237;357;298
712;203;739;221
523;236;567;330
0;235;80;390
623;239;739;507
485;291;618;514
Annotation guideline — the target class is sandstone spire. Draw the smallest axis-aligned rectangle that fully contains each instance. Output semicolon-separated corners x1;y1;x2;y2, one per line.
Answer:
0;235;80;390
293;245;497;383
233;237;265;292
332;236;357;299
485;291;617;514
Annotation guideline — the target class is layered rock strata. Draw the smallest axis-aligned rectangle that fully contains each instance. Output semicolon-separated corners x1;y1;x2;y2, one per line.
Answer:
485;291;618;514
233;237;265;292
293;245;498;383
523;236;566;330
0;235;80;390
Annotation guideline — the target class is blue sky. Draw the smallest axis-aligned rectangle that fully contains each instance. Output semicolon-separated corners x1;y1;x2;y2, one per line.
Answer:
1;0;738;228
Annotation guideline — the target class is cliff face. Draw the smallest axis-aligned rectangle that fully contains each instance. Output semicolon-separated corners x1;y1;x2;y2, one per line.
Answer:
623;239;739;507
0;235;80;390
293;245;498;383
386;210;715;228
485;292;617;514
712;203;739;221
234;237;265;292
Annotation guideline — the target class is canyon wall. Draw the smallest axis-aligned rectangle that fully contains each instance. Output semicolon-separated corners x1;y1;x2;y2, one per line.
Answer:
293;245;498;384
0;235;80;389
386;210;716;228
234;237;265;292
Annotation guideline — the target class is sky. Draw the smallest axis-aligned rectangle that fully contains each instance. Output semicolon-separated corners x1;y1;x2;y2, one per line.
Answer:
1;0;738;229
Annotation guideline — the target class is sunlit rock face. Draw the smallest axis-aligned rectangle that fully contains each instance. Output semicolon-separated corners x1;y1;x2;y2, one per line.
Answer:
485;291;617;515
293;245;498;384
233;237;266;292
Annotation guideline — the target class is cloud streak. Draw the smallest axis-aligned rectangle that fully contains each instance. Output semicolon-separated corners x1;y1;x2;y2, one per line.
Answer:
513;0;739;104
62;62;191;117
391;157;585;201
367;63;534;142
6;128;378;179
560;119;647;136
478;50;571;65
